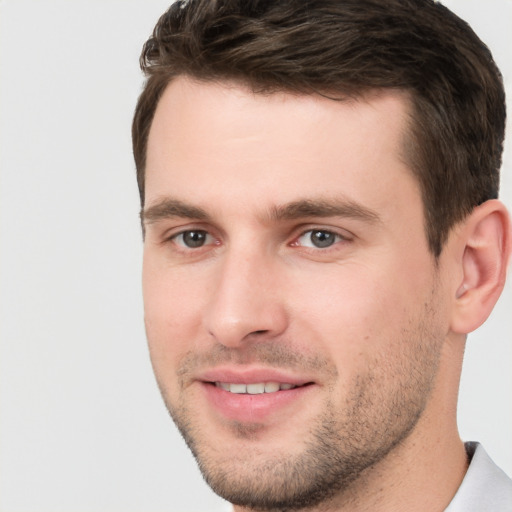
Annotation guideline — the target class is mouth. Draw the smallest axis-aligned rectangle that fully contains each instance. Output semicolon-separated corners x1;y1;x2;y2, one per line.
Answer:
213;381;303;394
199;372;316;423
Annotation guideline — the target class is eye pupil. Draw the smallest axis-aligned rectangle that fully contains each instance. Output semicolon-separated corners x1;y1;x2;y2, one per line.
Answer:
183;230;207;248
311;230;335;248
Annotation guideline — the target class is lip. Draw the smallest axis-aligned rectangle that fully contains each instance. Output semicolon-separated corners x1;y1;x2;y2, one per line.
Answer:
198;367;314;386
197;366;316;423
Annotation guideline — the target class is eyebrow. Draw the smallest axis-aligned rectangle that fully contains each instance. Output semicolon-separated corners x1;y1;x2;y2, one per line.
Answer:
267;198;381;224
141;197;381;226
142;199;210;225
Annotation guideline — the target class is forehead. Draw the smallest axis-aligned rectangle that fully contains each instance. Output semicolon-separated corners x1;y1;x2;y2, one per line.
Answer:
145;77;418;217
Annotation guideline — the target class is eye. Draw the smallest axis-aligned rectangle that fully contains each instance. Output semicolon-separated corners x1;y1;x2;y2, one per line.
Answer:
172;230;214;248
296;229;344;249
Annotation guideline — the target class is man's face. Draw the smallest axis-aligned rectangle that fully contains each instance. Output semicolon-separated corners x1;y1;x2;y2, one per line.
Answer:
142;78;450;509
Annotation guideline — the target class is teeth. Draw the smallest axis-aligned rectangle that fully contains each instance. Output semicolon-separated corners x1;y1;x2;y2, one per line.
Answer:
264;382;280;393
247;383;265;394
229;383;247;394
215;382;298;394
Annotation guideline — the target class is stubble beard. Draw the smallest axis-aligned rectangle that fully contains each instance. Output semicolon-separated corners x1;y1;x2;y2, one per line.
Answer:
155;304;444;511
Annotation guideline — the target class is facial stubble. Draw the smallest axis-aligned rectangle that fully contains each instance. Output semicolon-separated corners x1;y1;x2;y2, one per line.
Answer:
153;300;444;511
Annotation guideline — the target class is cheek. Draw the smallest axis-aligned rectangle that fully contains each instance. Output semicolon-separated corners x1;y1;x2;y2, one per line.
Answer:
143;251;209;320
291;265;391;335
291;268;441;418
288;261;433;363
142;258;207;371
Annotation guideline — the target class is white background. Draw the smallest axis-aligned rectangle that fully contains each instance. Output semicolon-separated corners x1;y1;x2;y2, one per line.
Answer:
0;1;510;511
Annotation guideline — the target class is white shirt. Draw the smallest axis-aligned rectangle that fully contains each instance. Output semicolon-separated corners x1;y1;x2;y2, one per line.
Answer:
445;442;512;511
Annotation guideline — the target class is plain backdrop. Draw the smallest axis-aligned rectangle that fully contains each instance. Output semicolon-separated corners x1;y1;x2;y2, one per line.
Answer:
0;1;510;511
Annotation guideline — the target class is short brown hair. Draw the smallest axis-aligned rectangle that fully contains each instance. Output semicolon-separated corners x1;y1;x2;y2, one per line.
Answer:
132;0;506;256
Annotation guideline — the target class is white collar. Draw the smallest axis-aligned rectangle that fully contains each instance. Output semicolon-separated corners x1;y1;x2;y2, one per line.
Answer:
444;442;512;511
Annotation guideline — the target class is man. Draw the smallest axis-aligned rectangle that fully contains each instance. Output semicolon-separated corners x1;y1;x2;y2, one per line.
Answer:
132;0;512;510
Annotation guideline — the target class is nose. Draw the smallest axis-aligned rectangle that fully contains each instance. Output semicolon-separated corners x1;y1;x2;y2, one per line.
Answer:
202;248;288;348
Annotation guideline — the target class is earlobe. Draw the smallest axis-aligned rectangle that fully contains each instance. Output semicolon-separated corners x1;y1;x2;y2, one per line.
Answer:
450;200;511;334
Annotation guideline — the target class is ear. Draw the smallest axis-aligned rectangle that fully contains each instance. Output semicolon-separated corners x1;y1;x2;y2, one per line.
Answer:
450;199;511;334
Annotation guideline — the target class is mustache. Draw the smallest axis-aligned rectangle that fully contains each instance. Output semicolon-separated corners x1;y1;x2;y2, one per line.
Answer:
176;343;337;379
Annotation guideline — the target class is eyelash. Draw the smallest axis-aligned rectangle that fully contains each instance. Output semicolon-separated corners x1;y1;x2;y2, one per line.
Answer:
169;229;218;250
292;228;349;250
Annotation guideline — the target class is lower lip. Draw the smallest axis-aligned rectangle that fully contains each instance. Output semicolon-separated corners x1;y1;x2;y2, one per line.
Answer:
201;382;314;423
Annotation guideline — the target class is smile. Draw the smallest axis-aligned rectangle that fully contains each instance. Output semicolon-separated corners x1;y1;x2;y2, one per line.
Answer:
214;382;298;394
197;369;318;422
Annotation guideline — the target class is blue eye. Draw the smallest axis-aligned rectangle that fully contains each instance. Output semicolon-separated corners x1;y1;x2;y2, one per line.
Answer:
297;230;342;248
173;230;212;248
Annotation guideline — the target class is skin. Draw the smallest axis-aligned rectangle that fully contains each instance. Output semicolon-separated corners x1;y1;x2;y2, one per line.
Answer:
141;77;509;511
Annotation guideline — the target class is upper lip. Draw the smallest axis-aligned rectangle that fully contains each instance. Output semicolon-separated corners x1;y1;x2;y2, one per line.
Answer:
197;366;315;386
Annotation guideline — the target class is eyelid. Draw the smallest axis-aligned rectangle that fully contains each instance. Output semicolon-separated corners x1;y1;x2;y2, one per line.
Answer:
290;225;353;251
161;223;221;249
160;221;212;240
172;229;215;248
294;225;352;240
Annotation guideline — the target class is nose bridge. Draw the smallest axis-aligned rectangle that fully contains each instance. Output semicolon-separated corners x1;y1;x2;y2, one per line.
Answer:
203;241;287;347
